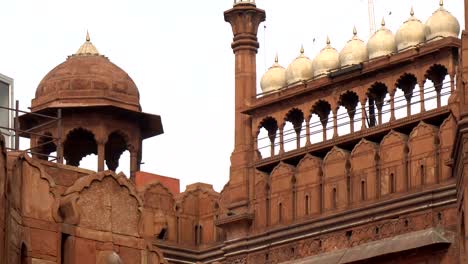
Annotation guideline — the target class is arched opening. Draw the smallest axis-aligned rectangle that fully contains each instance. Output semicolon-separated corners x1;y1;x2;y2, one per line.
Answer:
339;91;359;134
105;131;130;176
309;113;322;144
257;117;279;158
63;128;97;169
425;64;449;110
283;108;305;152
312;100;332;141
395;74;418;118
35;132;56;161
367;82;388;127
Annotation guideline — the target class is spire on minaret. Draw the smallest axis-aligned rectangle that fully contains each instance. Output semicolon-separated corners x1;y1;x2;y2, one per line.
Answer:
86;30;90;42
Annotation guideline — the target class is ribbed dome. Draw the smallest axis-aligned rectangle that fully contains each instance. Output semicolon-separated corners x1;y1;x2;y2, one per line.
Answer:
367;18;397;59
285;46;313;85
32;34;140;112
339;27;368;67
426;0;460;40
313;37;340;77
395;7;427;51
260;55;287;93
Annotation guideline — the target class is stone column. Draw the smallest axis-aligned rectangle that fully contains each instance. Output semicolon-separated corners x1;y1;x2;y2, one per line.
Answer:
279;126;285;154
419;80;426;112
97;142;105;171
332;108;338;138
360;100;367;130
130;151;138;181
305;115;311;146
389;90;396;121
224;2;266;216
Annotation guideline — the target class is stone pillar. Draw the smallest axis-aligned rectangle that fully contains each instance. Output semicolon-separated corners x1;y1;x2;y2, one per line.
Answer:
305;116;311;146
97;142;105;171
220;1;265;241
224;2;265;206
130;151;138;181
360;99;366;130
389;90;396;121
332;108;338;138
279;126;284;154
419;80;426;112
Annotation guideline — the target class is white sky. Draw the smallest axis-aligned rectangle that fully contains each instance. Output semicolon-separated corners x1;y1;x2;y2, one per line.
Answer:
0;0;464;192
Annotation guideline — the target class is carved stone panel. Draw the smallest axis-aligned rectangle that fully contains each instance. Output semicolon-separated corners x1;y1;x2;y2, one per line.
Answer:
295;154;322;218
269;162;295;226
408;122;439;188
323;147;350;211
439;114;456;181
380;131;408;196
350;139;379;203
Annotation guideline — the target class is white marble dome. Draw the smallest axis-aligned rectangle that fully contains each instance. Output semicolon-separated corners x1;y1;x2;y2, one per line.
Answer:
426;0;460;40
339;27;368;67
395;7;427;51
260;55;287;93
285;46;314;85
313;37;340;77
367;18;397;59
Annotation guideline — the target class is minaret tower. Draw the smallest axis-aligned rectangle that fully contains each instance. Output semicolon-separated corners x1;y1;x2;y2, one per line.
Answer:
220;0;265;238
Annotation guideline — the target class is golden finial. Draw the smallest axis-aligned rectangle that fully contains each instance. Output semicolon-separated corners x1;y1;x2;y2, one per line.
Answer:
275;53;278;63
300;45;304;54
353;26;357;36
410;6;414;16
439;0;443;7
326;36;331;45
381;17;386;27
86;30;90;42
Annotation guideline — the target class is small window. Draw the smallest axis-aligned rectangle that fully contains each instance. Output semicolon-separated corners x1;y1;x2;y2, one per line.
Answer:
305;195;310;215
278;203;283;223
157;227;167;240
361;180;366;201
390;173;395;193
420;164;425;185
332;188;337;209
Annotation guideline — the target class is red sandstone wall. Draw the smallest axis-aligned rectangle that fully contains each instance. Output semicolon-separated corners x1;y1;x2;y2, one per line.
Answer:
136;171;180;195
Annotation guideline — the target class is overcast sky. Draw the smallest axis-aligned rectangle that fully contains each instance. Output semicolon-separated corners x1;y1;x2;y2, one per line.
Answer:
0;0;464;192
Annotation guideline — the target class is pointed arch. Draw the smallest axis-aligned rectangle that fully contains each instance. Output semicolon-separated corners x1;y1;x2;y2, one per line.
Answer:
367;82;389;127
257;116;279;158
339;91;359;134
395;73;418;118
63;127;97;167
105;130;131;172
282;108;306;151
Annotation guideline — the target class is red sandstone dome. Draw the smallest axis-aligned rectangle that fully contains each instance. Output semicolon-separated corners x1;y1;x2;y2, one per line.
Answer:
21;33;163;140
31;34;141;113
